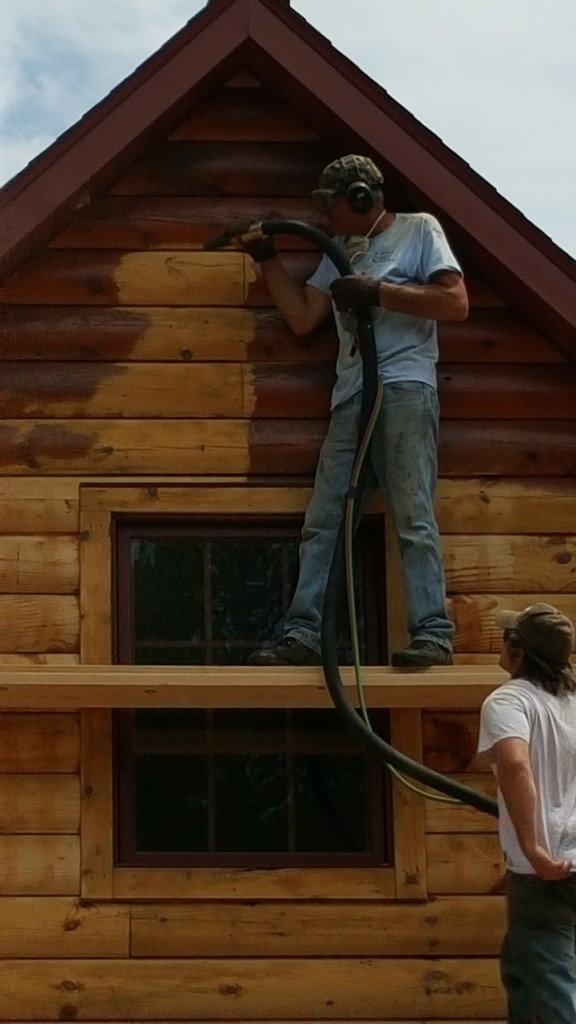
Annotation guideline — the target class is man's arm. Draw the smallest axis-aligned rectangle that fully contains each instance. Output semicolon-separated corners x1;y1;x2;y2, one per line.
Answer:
330;269;469;322
377;270;469;321
492;737;572;879
259;258;333;337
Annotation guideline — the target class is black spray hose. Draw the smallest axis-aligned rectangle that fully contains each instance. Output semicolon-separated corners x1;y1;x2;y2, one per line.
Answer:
204;218;498;818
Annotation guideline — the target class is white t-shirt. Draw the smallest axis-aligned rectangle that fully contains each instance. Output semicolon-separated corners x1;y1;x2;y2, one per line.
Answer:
478;678;576;873
307;212;462;409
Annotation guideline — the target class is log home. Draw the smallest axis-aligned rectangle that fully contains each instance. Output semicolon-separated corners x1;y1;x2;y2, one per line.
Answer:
1;0;576;1020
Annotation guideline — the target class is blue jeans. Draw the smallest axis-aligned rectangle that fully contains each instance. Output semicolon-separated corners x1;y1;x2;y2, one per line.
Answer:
284;383;454;655
502;871;576;1023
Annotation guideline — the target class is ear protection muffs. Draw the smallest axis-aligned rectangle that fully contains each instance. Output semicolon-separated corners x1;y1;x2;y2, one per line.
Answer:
345;180;376;215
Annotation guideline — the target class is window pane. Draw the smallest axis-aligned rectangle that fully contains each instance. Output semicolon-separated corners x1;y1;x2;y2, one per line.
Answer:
293;754;368;853
135;754;208;852
212;539;298;643
214;753;289;852
132;540;203;643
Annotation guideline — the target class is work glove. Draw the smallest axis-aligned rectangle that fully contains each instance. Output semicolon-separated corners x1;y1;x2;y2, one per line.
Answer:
230;221;277;263
330;274;380;311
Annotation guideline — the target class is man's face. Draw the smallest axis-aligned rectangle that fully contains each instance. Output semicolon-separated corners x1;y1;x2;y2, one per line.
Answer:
312;191;367;235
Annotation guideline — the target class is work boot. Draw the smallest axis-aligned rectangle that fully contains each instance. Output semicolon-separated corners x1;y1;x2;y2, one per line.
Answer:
391;639;453;668
248;637;322;666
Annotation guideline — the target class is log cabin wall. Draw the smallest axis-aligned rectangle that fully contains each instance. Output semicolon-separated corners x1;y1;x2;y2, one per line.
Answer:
0;69;574;1021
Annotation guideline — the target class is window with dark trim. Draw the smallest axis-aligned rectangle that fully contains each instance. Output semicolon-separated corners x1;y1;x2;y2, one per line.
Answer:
114;516;391;867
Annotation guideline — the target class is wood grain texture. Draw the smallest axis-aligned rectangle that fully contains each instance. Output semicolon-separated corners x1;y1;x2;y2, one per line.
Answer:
49;196;321;250
448;594;576;653
0;665;503;711
0;251;248;306
0;957;504;1020
0;303;335;361
109;141;334;196
130;896;505;957
427;834;504;895
444;534;576;593
0;774;79;833
0;595;78;653
0;536;78;593
0;897;129;958
168;88;319;142
0;363;245;418
0;479;78;533
0;714;79;773
0;836;79;895
113;866;396;902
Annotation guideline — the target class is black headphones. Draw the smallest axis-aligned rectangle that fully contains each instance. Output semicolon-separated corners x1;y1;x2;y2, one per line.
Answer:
339;156;382;215
345;180;376;215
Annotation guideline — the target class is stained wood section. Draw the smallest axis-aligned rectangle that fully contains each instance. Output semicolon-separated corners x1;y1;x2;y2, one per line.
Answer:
49;197;320;250
0;251;249;306
0;714;79;773
0;665;503;711
0;595;78;652
0;958;504;1019
438;309;563;363
130;896;505;957
0;421;252;476
0;897;129;958
0;304;333;361
0;364;246;418
8;361;573;422
0;775;79;833
0;836;79;895
169;88;319;141
109;140;334;196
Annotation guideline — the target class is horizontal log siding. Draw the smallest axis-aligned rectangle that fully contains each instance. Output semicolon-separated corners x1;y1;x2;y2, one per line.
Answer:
0;77;568;1024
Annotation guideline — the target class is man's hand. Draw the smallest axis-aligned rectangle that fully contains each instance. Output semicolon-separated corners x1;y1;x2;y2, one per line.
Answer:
231;222;277;264
330;274;380;311
524;844;573;880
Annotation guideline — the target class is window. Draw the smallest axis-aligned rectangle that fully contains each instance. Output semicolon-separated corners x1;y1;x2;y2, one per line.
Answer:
114;517;390;867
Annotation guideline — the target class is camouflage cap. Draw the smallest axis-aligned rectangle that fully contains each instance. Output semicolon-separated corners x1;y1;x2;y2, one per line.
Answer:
496;603;575;664
317;154;384;193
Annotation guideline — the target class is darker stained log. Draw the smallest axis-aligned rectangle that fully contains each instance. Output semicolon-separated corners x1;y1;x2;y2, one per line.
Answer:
169;88;319;142
0;251;123;305
250;420;576;477
50;196;322;251
3;362;574;421
439;309;561;363
439;421;576;476
109;141;336;197
437;364;576;419
252;364;333;418
422;714;478;773
1;250;500;311
0;305;336;362
250;364;576;420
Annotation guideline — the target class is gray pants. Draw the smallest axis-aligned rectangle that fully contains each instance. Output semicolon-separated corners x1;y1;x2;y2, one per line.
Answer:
503;871;576;1023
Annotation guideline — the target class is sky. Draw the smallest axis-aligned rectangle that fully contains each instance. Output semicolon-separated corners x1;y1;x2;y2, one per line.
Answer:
1;0;575;259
